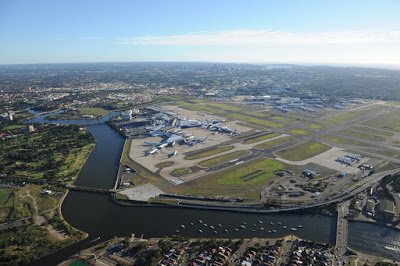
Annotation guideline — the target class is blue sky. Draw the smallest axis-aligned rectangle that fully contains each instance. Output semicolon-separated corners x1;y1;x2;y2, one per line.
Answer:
0;0;399;65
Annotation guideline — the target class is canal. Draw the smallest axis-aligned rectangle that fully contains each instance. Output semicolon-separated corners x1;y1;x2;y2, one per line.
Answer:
28;114;400;265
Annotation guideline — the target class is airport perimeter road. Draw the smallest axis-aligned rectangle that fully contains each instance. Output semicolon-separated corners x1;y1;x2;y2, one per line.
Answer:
334;201;350;266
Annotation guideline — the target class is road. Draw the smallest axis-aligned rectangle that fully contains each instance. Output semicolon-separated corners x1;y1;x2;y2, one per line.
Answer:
334;201;350;266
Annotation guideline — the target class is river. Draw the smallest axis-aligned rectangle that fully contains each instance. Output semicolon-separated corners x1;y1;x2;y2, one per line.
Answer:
28;114;400;265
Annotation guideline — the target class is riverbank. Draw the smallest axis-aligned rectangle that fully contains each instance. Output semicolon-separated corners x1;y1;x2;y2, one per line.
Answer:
349;216;400;232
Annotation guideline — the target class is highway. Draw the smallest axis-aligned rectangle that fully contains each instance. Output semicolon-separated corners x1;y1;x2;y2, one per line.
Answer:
295;168;400;211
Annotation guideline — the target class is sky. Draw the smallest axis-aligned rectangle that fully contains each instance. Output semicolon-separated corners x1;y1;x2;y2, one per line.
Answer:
0;0;400;65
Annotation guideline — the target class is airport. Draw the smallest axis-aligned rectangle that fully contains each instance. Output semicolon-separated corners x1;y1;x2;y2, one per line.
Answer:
109;98;400;214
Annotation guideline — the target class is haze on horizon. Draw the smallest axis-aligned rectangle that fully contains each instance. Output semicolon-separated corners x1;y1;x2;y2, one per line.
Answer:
0;0;399;66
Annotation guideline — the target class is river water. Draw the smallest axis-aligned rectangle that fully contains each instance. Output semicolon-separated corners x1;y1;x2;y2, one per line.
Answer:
27;114;400;265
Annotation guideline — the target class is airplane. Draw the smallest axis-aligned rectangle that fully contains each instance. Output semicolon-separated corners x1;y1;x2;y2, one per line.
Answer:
158;143;168;149
168;141;176;147
146;148;159;156
144;141;161;146
168;151;178;158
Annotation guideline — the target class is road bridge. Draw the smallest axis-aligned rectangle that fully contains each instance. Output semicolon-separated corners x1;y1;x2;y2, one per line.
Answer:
334;201;350;266
66;185;118;194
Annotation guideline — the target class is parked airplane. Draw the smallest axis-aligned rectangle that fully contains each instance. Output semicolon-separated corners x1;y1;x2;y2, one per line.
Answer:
168;151;178;158
146;148;159;156
158;143;168;149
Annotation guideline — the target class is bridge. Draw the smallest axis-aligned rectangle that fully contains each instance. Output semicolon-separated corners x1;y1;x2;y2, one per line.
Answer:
334;201;350;266
66;185;119;194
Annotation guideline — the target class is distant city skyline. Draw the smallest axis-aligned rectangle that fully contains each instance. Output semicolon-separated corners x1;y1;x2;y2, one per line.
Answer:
0;0;399;65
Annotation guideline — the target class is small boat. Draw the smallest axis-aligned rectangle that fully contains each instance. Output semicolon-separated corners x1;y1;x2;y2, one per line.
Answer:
175;230;180;233
90;237;101;243
291;228;298;231
198;229;203;233
268;230;271;233
252;229;256;232
180;225;185;228
190;222;194;226
210;225;214;230
204;224;208;227
260;227;264;231
242;221;247;225
258;220;263;224
297;225;303;228
213;230;217;234
224;229;228;233
253;224;257;227
240;225;246;229
199;220;203;223
270;222;274;225
283;226;287;229
272;230;277;233
235;228;239;231
277;222;282;225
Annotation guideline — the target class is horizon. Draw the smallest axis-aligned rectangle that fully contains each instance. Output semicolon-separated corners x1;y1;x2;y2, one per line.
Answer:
1;61;400;71
1;0;400;65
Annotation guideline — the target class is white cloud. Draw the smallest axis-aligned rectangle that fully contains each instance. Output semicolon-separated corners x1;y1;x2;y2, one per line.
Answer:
119;29;400;46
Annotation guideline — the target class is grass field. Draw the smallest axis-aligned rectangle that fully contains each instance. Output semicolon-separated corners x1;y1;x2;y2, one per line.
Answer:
198;150;250;168
217;158;283;185
12;185;59;219
176;100;280;127
321;135;368;146
57;143;95;181
48;107;112;120
362;108;400;132
340;129;386;142
0;188;14;221
176;101;224;115
120;139;152;186
0;188;14;207
185;145;234;160
170;168;191;177
351;125;394;137
2;124;26;130
242;132;280;144
289;128;311;135
307;123;323;129
322;105;386;125
197;101;269;118
174;158;284;199
276;141;330;161
226;113;283;128
374;149;399;158
78;107;110;117
155;161;175;168
255;136;294;150
207;102;244;112
269;116;294;122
